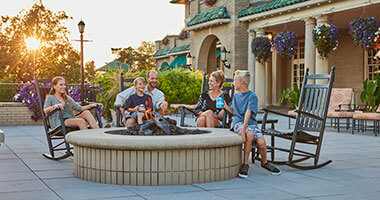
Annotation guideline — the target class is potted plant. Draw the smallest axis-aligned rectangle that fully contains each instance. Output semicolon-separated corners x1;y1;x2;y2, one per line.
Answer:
280;84;301;110
274;31;298;59
349;17;379;50
251;36;272;63
312;23;339;58
360;76;380;112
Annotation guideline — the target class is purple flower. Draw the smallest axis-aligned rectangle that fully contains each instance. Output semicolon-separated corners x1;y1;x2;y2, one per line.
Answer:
251;36;272;63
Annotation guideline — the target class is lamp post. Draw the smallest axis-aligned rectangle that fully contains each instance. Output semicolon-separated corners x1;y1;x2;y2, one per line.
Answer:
78;20;85;105
221;47;231;69
186;52;194;70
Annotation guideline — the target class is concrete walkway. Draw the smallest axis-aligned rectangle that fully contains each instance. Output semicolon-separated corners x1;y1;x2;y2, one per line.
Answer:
1;114;380;200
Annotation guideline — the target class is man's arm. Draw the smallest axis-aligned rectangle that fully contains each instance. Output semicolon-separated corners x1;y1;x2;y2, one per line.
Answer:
115;87;135;106
154;89;167;111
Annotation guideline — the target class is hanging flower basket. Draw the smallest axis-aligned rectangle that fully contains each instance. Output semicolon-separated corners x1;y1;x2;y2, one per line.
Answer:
251;36;272;63
274;32;298;59
178;30;190;40
349;17;379;50
374;27;380;59
312;24;339;58
202;0;217;6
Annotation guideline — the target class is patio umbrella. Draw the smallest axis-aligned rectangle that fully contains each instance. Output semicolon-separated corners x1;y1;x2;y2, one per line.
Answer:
96;60;132;71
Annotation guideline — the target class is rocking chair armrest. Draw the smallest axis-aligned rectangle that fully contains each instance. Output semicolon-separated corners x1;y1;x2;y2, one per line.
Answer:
114;104;122;111
46;107;61;118
179;105;198;116
261;108;296;119
295;110;324;121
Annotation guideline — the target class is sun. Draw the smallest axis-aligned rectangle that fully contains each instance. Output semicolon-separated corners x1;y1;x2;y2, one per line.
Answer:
25;37;40;50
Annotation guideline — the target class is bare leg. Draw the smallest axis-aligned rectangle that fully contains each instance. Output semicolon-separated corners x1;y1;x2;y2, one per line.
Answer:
77;110;99;129
65;118;87;130
256;137;267;164
197;116;207;127
125;118;136;127
137;112;145;124
243;131;254;164
203;110;221;128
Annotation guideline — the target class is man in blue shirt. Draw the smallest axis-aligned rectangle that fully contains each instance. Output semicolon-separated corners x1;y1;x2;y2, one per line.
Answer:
232;70;281;178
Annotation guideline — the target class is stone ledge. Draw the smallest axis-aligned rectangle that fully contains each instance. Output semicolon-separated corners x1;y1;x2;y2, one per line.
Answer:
0;102;25;107
66;128;242;150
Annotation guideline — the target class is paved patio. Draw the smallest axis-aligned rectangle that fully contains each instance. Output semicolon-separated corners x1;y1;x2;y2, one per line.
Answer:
1;114;380;200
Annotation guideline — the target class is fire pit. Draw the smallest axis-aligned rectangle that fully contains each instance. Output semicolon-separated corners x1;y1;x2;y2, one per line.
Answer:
66;117;242;186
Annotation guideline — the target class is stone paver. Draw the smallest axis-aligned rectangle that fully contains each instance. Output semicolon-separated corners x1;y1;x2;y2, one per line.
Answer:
0;113;379;199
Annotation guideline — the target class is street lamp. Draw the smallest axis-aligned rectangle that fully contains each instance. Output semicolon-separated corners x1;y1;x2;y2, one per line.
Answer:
78;20;85;105
221;47;231;69
186;52;195;70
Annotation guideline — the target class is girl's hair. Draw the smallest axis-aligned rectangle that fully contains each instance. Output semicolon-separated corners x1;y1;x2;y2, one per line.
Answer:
49;76;70;109
210;70;225;88
234;70;250;86
133;77;146;86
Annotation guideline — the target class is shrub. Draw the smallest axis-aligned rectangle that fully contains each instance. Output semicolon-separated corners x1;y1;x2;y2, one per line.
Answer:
280;84;301;110
158;69;203;105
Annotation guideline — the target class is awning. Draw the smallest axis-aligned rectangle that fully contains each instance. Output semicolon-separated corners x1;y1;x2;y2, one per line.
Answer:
159;62;170;71
96;60;132;71
169;56;186;68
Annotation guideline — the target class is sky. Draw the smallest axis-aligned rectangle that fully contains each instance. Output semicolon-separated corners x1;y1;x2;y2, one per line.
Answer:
1;0;185;68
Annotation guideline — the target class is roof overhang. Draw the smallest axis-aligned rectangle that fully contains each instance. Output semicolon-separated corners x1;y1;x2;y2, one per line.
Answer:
239;0;329;23
153;50;190;60
185;19;230;31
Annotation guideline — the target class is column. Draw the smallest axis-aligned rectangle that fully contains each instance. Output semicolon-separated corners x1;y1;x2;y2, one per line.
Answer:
272;49;279;106
304;17;316;84
315;15;330;83
266;55;272;107
254;29;266;109
247;30;256;91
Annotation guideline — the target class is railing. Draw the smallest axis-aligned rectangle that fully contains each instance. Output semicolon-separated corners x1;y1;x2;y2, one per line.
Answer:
0;83;101;102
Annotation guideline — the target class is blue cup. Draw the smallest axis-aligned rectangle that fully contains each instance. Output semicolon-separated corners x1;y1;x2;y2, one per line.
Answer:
216;97;224;109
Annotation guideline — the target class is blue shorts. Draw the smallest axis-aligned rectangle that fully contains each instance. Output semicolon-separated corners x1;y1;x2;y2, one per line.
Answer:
233;122;263;141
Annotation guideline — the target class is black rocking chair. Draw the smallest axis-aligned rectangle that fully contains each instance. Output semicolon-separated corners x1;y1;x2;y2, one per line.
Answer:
260;66;335;170
179;72;234;128
34;73;102;160
115;72;135;127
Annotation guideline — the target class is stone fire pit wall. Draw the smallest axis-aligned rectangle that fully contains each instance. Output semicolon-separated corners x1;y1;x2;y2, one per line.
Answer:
66;128;242;186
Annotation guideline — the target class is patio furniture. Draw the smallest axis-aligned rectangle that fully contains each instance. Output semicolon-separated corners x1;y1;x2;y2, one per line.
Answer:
178;72;234;128
114;72;135;127
352;106;380;136
260;66;335;169
34;73;103;160
327;88;354;132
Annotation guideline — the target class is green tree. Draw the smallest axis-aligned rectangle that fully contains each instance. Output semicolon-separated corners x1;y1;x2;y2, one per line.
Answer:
85;60;97;83
111;41;156;70
0;1;80;83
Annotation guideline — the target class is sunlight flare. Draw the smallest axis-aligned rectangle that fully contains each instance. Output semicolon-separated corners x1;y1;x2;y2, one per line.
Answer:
25;37;40;50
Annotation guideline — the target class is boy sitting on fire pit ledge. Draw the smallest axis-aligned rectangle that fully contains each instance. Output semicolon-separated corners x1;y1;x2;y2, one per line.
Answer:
124;77;154;126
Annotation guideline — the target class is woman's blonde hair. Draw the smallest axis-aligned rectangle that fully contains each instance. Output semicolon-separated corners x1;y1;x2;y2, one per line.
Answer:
49;76;71;110
234;70;250;86
133;77;146;86
210;70;225;88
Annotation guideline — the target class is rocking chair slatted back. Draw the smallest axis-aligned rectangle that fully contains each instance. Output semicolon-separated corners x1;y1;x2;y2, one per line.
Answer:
296;70;334;133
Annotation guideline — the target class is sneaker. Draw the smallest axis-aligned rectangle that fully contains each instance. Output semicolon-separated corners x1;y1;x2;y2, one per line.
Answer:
238;164;249;178
261;162;281;175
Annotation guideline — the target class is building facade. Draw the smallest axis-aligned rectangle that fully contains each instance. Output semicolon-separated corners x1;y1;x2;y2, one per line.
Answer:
161;0;380;108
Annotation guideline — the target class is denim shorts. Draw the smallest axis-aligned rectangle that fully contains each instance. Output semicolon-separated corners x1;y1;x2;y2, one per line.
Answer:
233;122;263;141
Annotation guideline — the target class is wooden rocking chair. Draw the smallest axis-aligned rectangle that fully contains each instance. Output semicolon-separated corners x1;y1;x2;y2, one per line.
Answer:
260;66;335;170
34;73;102;160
